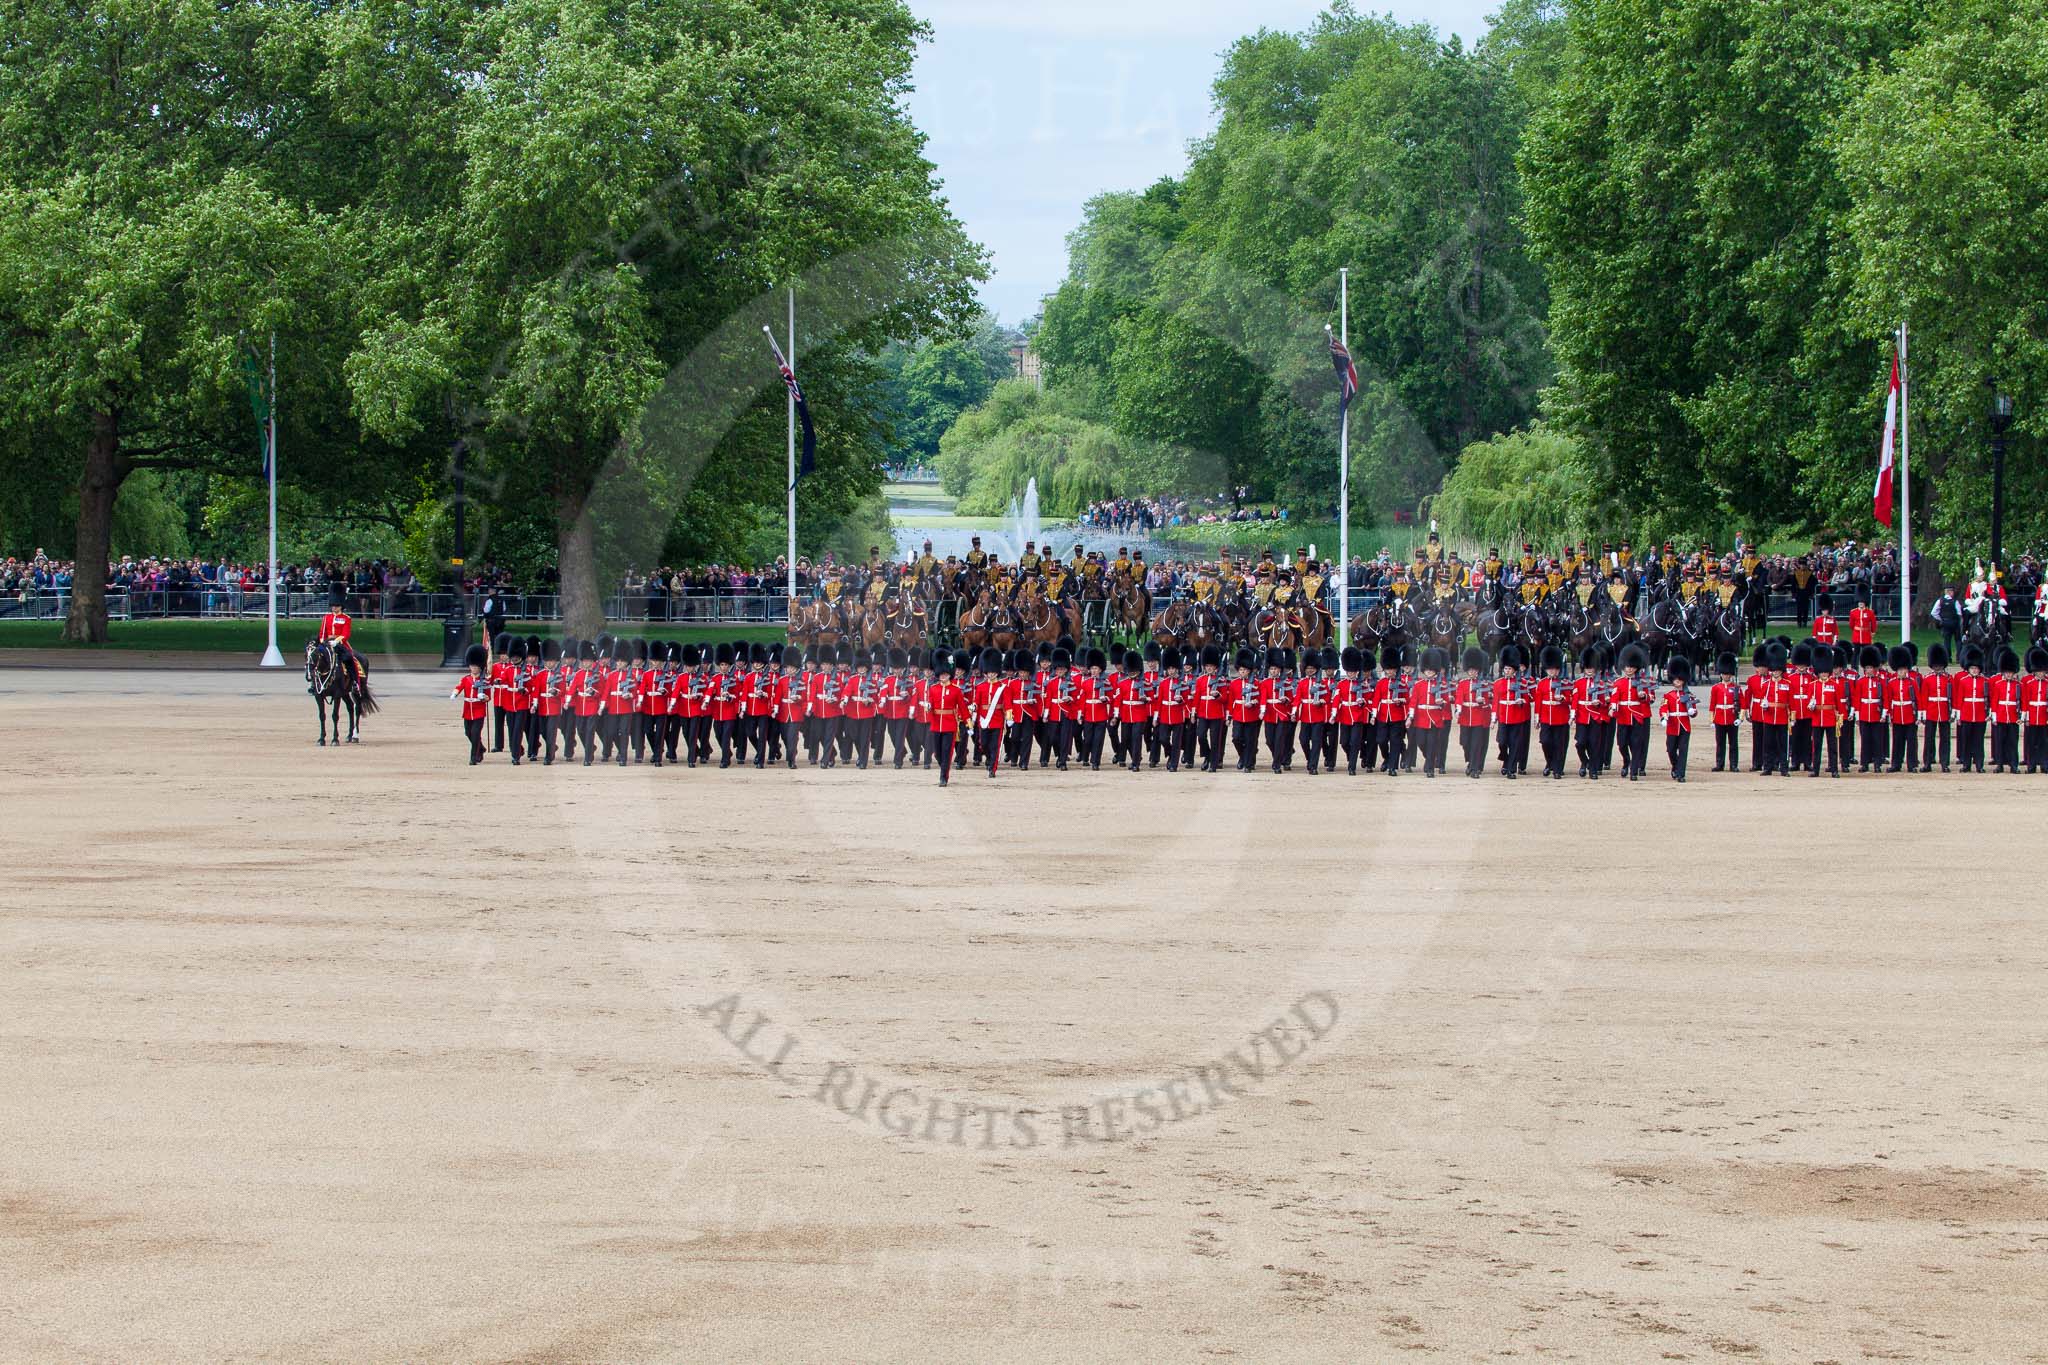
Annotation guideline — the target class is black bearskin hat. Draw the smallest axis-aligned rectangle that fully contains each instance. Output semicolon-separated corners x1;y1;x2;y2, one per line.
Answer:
463;643;487;668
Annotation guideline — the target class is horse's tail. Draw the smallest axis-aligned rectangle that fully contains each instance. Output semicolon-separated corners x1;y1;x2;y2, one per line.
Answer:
356;675;380;716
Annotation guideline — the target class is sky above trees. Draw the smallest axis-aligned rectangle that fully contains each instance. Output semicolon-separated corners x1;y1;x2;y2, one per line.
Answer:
905;0;1494;320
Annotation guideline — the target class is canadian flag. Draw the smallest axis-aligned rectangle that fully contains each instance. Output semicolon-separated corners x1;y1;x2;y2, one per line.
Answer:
1874;346;1901;528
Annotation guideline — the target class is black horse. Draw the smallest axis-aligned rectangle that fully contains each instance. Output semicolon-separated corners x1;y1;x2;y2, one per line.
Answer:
306;639;378;745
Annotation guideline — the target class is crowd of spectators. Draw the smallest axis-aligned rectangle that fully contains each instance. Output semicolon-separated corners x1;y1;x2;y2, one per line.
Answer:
1079;491;1290;533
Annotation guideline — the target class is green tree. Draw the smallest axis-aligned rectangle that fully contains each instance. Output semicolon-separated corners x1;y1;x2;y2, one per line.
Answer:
1831;0;2048;582
348;0;982;636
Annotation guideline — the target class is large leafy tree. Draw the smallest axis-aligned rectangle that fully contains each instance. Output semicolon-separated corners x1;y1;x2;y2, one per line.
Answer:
1520;0;1923;536
0;0;451;641
1831;0;2047;580
1021;7;1551;518
351;0;982;635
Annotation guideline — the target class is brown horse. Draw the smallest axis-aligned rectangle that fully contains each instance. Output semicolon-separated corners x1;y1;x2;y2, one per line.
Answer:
958;591;993;651
1015;593;1063;650
1110;573;1151;639
1151;600;1191;648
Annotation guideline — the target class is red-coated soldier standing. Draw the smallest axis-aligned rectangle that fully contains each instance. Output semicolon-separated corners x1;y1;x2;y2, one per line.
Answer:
1709;652;1741;772
1953;646;1991;773
1850;645;1890;772
1918;643;1954;773
1257;650;1298;774
1660;658;1699;781
2020;648;2048;774
1989;647;2024;773
1453;647;1494;779
1491;646;1532;779
1294;650;1332;776
1114;654;1154;774
1810;648;1846;776
1372;647;1409;776
1532;646;1572;779
527;638;565;765
1336;647;1373;776
1848;594;1879;647
1156;649;1192;772
452;643;489;765
1227;649;1263;772
1407;648;1450;778
1194;646;1230;773
926;651;966;787
1884;645;1920;772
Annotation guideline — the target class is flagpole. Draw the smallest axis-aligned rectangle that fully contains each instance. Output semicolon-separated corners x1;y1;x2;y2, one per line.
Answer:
260;331;284;668
1898;321;1912;644
786;287;797;608
1338;268;1350;652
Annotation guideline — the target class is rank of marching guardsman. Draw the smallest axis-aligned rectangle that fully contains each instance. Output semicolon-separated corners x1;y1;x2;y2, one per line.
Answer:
452;631;2048;783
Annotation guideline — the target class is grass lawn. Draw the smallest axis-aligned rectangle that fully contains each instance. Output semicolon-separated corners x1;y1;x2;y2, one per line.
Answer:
0;618;787;654
883;481;955;508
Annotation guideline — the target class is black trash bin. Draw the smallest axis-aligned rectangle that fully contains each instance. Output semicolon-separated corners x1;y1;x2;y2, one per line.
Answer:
441;614;472;668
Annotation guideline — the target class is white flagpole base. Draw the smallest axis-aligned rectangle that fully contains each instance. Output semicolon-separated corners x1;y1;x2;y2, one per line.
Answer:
259;645;287;668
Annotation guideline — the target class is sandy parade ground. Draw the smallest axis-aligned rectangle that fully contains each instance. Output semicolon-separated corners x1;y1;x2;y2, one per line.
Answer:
4;662;2047;1362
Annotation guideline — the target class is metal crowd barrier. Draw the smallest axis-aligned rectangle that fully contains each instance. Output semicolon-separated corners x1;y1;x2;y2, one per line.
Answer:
0;583;1922;627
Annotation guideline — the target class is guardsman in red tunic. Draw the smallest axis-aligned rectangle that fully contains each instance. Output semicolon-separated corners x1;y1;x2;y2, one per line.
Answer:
879;648;912;769
1372;647;1409;775
1491;645;1532;779
1193;646;1229;773
1709;652;1741;772
527;637;565;765
568;639;602;765
1953;645;1990;772
908;650;936;768
1809;647;1846;776
1223;648;1258;772
744;643;778;766
705;641;740;768
1255;649;1297;774
1786;641;1818;772
802;647;835;766
1076;647;1109;769
487;633;517;754
971;649;1010;776
684;645;715;767
661;643;691;764
1755;643;1792;775
1851;644;1890;772
1532;646;1572;779
926;650;966;786
634;640;667;766
502;636;534;765
1917;642;1954;772
1295;649;1332;775
316;605;353;648
602;640;639;767
773;646;805;769
1989;647;2024;773
1660;657;1699;781
1407;648;1450;778
1335;646;1371;776
1570;646;1610;779
452;643;489;764
1156;648;1192;772
2021;648;2048;774
1848;594;1878;648
1812;598;1839;648
1884;645;1920;772
1109;652;1148;774
1453;647;1493;779
1610;644;1653;780
1042;646;1074;770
